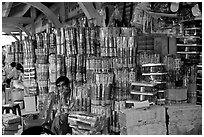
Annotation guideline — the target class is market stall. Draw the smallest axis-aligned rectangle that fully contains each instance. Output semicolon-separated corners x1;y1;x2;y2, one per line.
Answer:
2;2;202;135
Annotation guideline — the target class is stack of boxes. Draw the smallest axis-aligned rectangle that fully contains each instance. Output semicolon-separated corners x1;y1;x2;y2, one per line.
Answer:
22;36;38;95
166;104;202;135
68;111;105;135
2;114;22;135
119;106;166;135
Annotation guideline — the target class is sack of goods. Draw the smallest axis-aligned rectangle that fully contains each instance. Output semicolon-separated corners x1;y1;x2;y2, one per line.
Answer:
68;111;105;135
166;104;202;135
2;114;22;135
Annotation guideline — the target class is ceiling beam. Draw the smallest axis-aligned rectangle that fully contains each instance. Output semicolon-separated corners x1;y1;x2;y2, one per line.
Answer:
12;4;31;17
2;2;13;17
2;17;34;24
2;28;20;33
2;32;20;41
24;2;62;28
2;22;31;36
78;2;101;26
2;24;20;33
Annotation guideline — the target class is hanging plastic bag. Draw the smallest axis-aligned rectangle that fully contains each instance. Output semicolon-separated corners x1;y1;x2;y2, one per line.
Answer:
98;8;106;27
108;6;122;27
131;5;144;28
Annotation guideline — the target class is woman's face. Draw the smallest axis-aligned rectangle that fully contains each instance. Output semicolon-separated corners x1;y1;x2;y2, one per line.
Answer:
56;81;70;94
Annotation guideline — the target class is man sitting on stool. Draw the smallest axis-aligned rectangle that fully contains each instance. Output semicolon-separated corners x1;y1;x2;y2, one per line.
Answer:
47;76;75;135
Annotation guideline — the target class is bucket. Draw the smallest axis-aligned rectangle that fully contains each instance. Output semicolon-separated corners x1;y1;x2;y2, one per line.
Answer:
12;89;24;102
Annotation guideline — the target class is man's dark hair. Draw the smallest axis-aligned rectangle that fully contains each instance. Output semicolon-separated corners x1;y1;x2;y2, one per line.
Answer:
10;62;16;68
16;63;24;73
56;76;70;86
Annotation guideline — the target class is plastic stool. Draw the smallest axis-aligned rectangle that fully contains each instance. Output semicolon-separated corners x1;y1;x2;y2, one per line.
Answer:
2;103;21;116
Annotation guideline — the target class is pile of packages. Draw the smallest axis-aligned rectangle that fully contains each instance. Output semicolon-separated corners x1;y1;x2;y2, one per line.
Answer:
68;111;105;135
167;104;202;135
2;114;22;135
119;106;166;135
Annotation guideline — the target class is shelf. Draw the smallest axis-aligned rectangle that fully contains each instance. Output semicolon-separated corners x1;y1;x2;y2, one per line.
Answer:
130;91;156;96
142;63;165;67
157;90;165;93
157;99;165;101
154;81;167;84
176;51;200;54
177;44;202;47
176;36;201;39
184;27;201;30
196;77;202;80
131;82;157;87
196;83;202;86
142;73;167;76
147;11;178;18
180;17;202;23
197;65;202;68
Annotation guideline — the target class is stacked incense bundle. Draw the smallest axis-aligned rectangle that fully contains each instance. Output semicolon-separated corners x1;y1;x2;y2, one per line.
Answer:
22;36;38;95
5;43;15;64
68;111;105;135
73;83;91;112
13;41;23;64
2;114;22;135
22;36;36;68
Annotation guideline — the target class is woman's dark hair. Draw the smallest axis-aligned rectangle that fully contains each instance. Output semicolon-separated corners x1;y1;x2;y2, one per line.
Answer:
56;76;70;86
21;126;55;135
10;62;16;68
16;63;24;73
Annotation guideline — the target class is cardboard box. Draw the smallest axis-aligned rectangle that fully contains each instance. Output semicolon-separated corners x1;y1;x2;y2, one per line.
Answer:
166;88;187;101
24;96;37;112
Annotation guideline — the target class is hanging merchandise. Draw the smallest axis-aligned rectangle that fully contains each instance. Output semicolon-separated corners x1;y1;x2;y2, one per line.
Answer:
35;48;48;64
137;51;161;66
98;7;106;27
36;64;49;81
65;27;77;56
22;37;36;68
23;67;38;95
56;28;61;55
108;6;122;27
47;23;56;54
130;4;144;32
13;41;23;64
73;84;91;112
49;54;57;84
57;55;65;78
61;27;65;55
36;33;44;49
196;65;202;105
65;56;73;81
76;27;86;55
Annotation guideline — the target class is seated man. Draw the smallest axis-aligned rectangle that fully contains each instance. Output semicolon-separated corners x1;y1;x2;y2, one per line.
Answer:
48;76;75;135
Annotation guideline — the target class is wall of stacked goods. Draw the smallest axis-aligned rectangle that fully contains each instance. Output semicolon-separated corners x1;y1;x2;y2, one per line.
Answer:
5;23;202;134
3;2;202;135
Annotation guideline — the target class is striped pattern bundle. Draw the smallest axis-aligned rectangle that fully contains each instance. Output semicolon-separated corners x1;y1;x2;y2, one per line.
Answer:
68;111;105;135
2;114;22;135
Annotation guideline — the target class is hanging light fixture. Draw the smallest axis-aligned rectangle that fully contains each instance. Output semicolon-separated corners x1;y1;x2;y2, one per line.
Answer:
170;2;179;12
192;4;201;17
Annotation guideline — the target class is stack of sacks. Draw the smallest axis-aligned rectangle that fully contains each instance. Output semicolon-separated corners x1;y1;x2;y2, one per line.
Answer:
2;114;22;135
119;105;166;135
68;111;105;135
166;104;202;135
